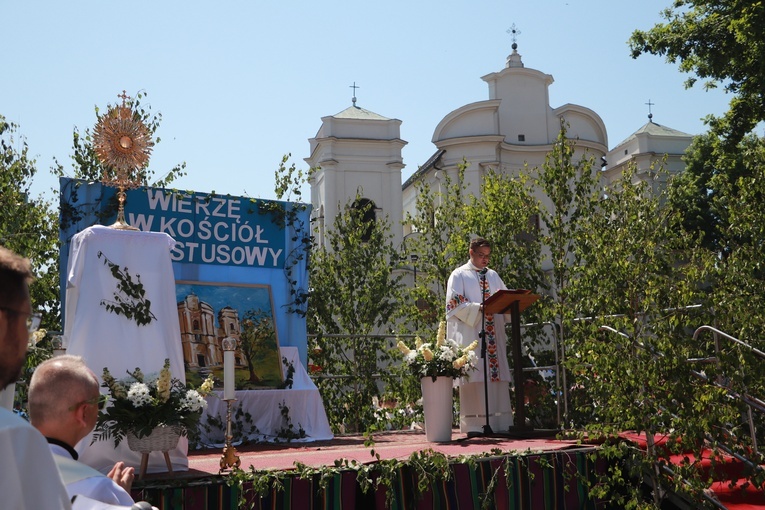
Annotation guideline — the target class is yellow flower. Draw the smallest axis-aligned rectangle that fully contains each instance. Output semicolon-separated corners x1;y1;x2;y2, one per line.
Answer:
465;340;479;352
415;336;423;349
422;347;434;361
102;368;127;399
396;340;412;355
30;329;47;346
157;359;172;402
453;355;468;370
436;321;446;347
199;375;214;396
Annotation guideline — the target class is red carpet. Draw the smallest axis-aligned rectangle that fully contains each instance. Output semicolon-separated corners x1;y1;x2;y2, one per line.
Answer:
181;429;582;475
619;431;765;510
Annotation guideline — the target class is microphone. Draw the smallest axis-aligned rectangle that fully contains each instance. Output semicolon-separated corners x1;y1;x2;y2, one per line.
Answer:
479;268;488;276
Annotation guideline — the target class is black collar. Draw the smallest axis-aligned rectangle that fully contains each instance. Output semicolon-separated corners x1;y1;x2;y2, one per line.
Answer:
46;437;78;460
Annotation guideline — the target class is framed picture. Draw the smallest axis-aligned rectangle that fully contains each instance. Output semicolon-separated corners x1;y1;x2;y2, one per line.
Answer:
176;281;284;390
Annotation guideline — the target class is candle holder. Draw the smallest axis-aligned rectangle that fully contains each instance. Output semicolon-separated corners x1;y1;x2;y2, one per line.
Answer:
219;398;241;471
219;336;240;471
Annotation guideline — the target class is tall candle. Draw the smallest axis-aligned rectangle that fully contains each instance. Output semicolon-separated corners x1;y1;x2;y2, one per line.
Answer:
224;350;235;400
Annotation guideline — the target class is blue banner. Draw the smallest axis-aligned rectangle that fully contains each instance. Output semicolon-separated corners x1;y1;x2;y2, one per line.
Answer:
59;178;312;365
120;188;284;268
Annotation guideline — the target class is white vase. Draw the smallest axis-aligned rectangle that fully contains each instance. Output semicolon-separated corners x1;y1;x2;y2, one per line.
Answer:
420;376;453;442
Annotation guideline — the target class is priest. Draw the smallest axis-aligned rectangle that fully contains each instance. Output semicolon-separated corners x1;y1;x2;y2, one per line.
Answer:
445;237;513;433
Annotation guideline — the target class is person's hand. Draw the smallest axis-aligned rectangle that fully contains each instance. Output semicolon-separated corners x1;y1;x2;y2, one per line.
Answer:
108;461;135;492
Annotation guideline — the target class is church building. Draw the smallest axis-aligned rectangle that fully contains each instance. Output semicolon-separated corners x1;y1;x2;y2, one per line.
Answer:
306;42;693;250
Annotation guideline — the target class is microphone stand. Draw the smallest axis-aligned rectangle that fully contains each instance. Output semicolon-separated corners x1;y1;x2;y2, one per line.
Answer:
464;268;496;439
479;269;493;435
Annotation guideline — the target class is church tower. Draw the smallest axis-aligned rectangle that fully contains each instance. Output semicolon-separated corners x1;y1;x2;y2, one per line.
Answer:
603;111;693;193
306;92;407;249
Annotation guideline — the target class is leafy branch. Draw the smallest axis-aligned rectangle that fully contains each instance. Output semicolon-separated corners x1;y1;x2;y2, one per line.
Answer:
97;251;157;326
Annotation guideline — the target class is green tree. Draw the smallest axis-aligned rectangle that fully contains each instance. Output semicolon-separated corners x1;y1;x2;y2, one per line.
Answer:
0;116;60;331
240;309;278;385
667;132;765;254
464;168;545;303
308;194;404;432
400;163;469;335
629;1;765;147
566;166;733;508
534;119;600;318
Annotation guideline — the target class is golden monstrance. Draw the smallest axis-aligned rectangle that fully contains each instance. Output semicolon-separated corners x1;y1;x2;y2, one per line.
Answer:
92;91;154;230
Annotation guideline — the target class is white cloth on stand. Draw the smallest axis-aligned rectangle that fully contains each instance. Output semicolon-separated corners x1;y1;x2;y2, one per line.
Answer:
199;347;333;444
64;225;188;474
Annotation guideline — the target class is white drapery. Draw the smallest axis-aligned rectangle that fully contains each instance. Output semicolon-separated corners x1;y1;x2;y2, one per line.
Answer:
200;347;333;444
64;226;188;474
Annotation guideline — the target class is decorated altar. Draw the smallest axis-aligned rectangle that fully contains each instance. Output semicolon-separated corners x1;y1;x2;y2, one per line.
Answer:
199;346;333;445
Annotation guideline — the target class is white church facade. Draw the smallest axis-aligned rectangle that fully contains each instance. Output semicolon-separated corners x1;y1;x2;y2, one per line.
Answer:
306;43;693;250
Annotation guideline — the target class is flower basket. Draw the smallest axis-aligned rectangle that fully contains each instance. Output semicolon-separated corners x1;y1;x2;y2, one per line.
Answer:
126;425;181;454
94;359;214;448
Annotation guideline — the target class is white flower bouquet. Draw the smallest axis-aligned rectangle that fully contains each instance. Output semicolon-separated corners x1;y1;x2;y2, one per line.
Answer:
396;322;479;381
94;358;214;446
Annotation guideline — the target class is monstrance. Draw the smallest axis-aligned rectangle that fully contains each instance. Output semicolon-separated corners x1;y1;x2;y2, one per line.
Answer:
92;91;154;230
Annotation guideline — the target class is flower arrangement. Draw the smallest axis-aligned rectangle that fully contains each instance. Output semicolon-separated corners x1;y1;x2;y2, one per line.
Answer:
396;322;479;381
94;359;214;446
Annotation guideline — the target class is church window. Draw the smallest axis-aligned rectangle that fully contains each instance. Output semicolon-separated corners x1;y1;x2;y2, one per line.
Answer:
518;134;525;142
352;198;377;242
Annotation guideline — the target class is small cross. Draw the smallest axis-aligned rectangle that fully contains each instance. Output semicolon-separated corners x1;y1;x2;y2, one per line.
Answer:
645;99;655;120
349;82;360;106
506;23;521;48
117;90;130;106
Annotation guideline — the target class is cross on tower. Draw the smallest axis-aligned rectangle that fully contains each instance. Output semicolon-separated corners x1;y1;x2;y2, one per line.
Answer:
506;23;521;49
117;90;130;106
349;82;360;106
645;99;655;121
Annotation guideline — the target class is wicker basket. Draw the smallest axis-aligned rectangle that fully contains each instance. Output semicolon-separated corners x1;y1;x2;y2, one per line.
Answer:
126;426;181;454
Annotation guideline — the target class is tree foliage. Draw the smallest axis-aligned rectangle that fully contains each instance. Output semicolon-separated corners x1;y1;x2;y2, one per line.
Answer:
0;116;60;330
667;132;765;254
308;194;404;431
629;1;765;147
400;164;469;336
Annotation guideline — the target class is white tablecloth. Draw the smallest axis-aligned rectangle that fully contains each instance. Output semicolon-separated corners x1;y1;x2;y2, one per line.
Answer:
64;225;188;474
199;347;333;444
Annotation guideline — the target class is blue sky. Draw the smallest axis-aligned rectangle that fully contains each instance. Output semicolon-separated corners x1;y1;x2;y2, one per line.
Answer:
4;1;733;204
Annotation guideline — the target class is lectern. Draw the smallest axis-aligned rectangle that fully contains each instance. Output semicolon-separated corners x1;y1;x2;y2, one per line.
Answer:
483;289;540;432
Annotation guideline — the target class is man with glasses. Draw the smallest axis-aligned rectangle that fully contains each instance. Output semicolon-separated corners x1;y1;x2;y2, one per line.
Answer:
29;355;135;506
446;237;514;433
0;245;72;509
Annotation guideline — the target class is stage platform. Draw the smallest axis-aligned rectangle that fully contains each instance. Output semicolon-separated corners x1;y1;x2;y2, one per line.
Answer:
131;429;606;509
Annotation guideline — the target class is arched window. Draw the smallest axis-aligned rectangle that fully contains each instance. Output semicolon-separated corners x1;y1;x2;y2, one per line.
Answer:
352;198;376;242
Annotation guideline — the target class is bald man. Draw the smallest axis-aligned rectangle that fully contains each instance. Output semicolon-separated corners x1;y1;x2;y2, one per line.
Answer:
29;355;135;506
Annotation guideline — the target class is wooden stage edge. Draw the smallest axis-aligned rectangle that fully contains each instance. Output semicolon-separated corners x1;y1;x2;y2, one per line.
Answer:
128;429;608;510
138;429;594;485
